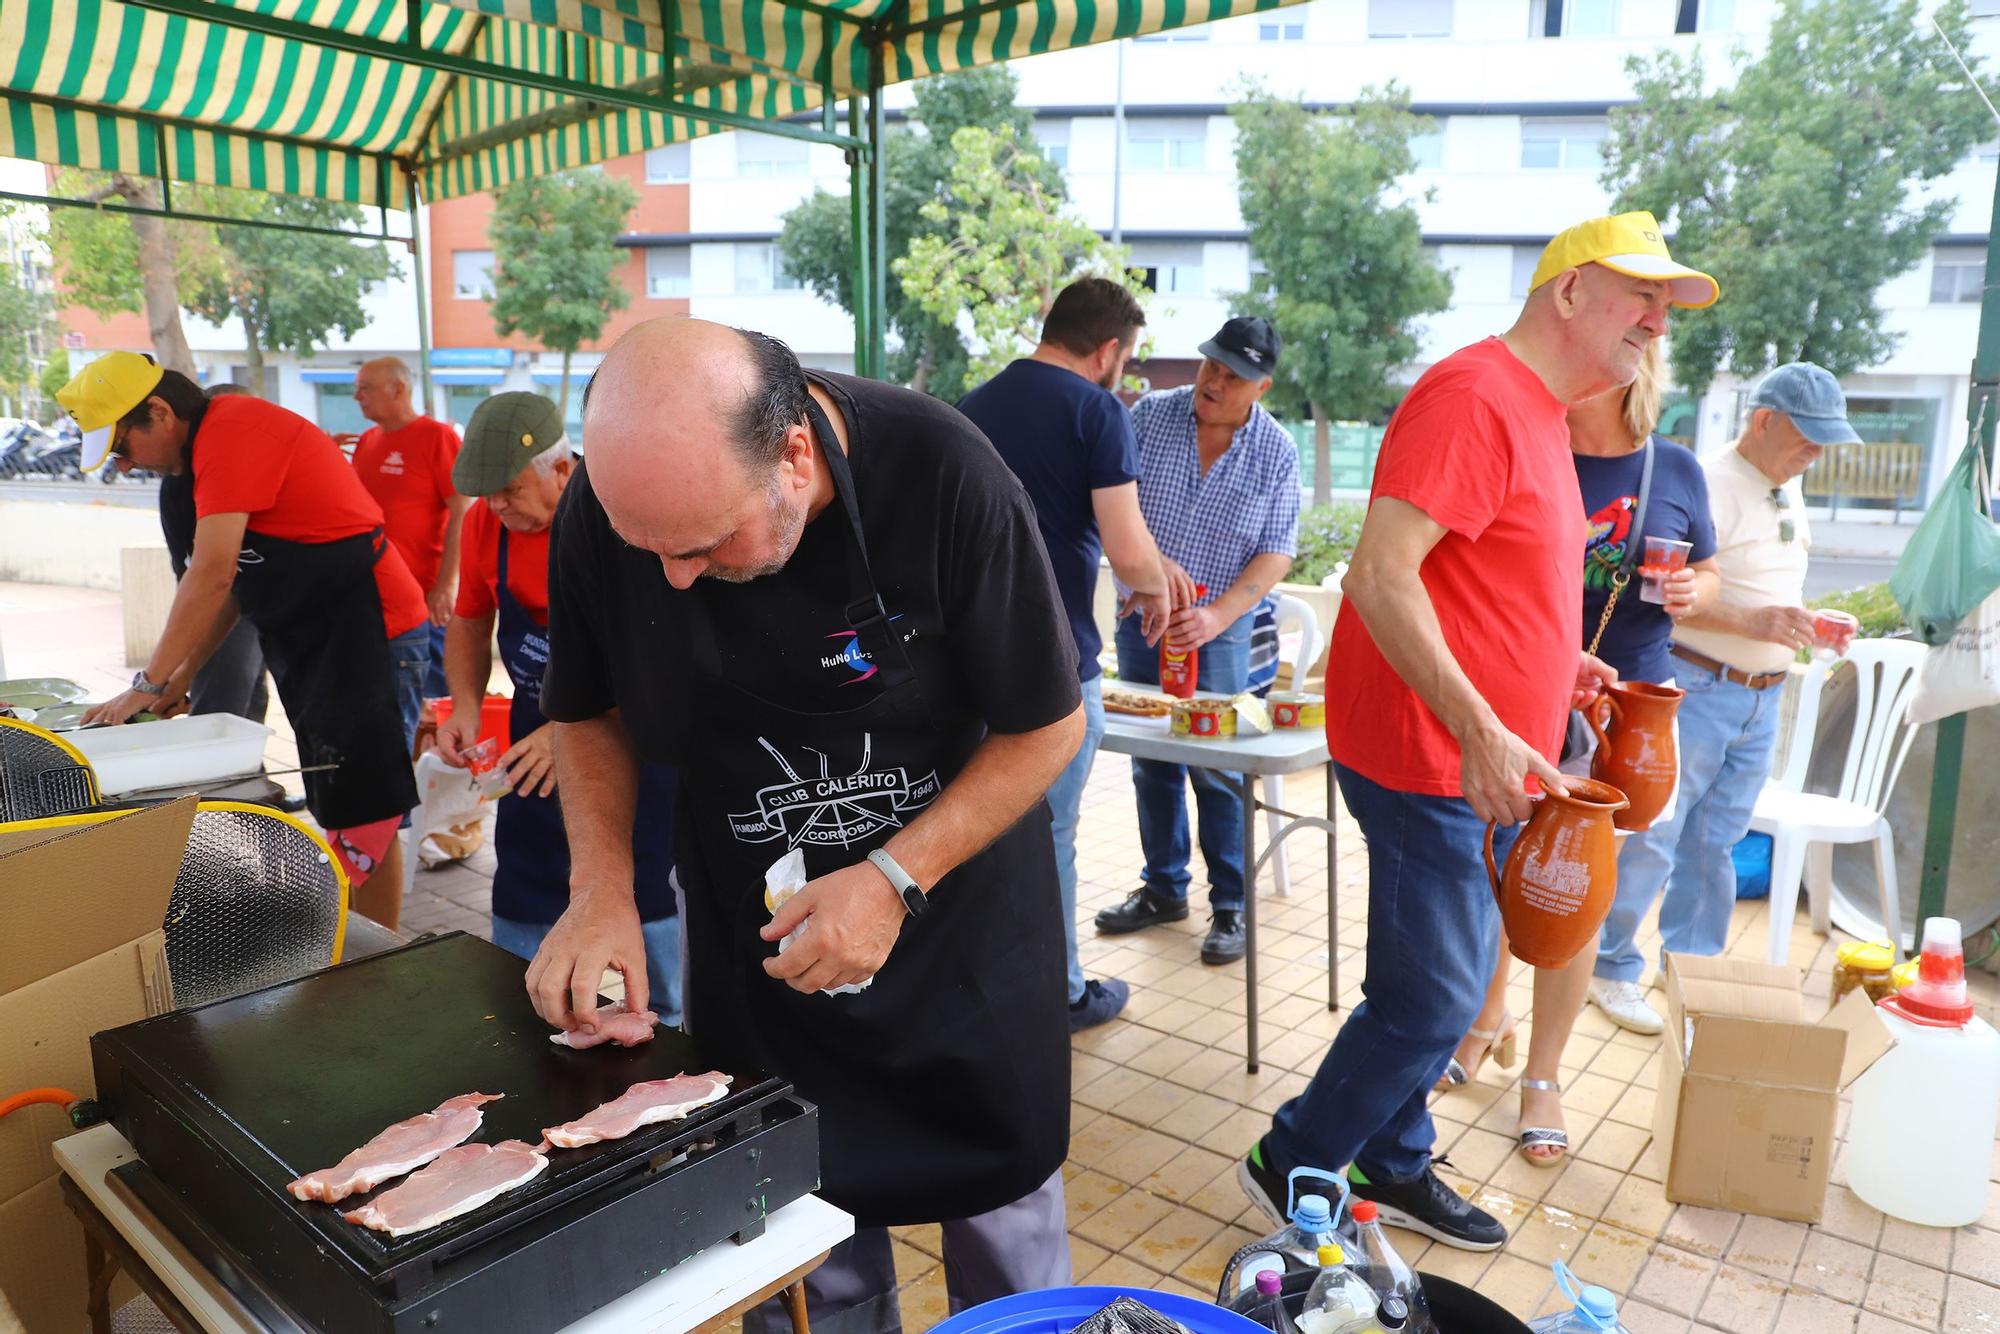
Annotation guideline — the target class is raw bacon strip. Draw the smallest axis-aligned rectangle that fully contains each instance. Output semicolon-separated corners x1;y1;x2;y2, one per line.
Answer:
549;1001;659;1049
542;1072;732;1149
287;1093;502;1203
341;1141;548;1237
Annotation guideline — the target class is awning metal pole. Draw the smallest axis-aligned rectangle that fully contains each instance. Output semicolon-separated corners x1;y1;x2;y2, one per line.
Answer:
405;169;436;419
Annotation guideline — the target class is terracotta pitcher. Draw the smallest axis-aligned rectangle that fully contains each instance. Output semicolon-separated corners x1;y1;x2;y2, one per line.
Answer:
1484;778;1629;968
1586;681;1684;832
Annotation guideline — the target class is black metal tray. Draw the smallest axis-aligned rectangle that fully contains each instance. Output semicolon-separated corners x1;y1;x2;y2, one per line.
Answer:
92;931;820;1332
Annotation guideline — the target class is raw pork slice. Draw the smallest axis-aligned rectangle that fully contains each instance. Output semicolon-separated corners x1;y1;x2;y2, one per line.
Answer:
341;1140;548;1237
287;1093;502;1203
542;1072;732;1149
550;1001;659;1049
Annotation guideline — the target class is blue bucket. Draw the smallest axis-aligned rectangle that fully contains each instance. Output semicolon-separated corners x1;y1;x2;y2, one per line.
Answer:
929;1286;1267;1334
1733;832;1774;900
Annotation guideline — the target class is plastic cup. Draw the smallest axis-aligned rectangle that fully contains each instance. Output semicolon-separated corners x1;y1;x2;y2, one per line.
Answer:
1813;608;1860;659
1638;537;1694;605
463;736;510;800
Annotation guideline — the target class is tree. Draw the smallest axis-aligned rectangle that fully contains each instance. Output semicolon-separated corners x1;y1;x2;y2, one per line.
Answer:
46;170;212;374
779;67;1064;398
186;196;399;390
38;345;69;408
894;125;1147;390
1229;84;1453;506
0;206;55;416
489;170;638;421
1602;0;1990;400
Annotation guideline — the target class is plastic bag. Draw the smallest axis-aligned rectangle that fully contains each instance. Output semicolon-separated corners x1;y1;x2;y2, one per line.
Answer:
1890;436;2000;646
411;750;488;867
1068;1297;1196;1334
764;848;872;995
1908;585;2000;726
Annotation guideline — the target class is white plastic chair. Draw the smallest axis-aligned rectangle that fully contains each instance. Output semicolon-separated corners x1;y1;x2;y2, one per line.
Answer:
1263;592;1323;896
1754;639;1928;963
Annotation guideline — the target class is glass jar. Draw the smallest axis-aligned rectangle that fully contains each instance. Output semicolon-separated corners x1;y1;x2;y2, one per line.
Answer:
1832;940;1897;1003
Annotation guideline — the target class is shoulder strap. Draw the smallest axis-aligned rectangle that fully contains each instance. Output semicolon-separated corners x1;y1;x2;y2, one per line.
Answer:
1619;438;1658;578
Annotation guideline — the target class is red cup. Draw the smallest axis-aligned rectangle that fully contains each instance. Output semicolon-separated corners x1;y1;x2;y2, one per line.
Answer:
1813;609;1860;657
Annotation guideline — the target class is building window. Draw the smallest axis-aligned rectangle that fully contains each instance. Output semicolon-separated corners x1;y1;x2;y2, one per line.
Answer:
445;385;490;428
1972;0;2000;16
1035;119;1070;171
1932;248;1985;304
1674;0;1734;32
315;382;369;438
1408;125;1445;170
1129;242;1205;297
1127;119;1208;172
735;242;801;294
735;132;811;177
1511;246;1543;300
1367;0;1453;38
452;249;494;300
644;142;690;184
1533;0;1618;37
646;245;691;299
1520;117;1607;170
1259;18;1306;40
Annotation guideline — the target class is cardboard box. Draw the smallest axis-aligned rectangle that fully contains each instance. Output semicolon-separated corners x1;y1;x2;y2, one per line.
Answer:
1654;952;1893;1223
0;799;192;1333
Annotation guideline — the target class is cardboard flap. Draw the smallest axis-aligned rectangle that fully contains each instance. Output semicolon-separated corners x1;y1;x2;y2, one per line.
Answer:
1822;986;1898;1088
0;797;193;992
1668;952;1806;1024
1685;1011;1848;1089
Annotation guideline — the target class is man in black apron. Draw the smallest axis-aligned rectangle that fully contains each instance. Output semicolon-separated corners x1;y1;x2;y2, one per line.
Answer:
434;392;682;1023
528;321;1085;1333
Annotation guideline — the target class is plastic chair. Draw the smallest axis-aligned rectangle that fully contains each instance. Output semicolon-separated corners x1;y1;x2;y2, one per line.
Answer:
1754;639;1928;963
1263;593;1324;897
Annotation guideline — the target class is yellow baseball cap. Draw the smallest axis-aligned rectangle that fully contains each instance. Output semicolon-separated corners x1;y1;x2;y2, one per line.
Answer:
55;350;165;470
1531;210;1719;309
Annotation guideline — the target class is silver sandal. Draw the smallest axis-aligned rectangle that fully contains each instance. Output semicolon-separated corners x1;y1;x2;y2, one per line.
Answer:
1517;1078;1568;1168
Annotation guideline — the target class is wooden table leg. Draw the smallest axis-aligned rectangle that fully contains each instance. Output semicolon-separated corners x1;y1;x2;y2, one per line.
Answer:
783;1278;811;1334
83;1229;114;1334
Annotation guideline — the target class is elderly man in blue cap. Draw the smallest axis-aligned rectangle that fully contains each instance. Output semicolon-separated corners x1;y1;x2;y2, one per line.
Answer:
1588;362;1861;1035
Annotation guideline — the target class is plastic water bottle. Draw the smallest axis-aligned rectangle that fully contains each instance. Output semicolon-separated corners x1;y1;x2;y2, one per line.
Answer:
1347;1200;1432;1332
1526;1261;1630;1332
1298;1244;1377;1334
1218;1170;1358;1305
1248;1269;1299;1334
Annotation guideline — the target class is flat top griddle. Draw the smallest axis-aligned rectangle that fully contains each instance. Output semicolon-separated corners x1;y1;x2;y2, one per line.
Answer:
93;931;792;1293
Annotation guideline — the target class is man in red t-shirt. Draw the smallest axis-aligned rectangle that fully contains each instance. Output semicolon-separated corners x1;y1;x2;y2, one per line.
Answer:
342;357;469;740
1235;213;1719;1251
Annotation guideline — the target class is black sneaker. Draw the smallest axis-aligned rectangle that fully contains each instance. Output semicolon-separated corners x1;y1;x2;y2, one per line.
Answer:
1200;911;1246;964
1068;978;1131;1033
1348;1157;1506;1251
1236;1136;1344;1229
1094;887;1189;935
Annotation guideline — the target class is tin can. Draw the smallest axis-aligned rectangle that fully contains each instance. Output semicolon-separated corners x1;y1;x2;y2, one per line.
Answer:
1170;697;1237;739
1267;692;1326;729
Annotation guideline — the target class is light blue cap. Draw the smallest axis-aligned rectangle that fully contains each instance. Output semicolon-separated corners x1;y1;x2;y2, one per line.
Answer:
1292;1194;1332;1228
1579;1284;1620;1326
1747;361;1862;446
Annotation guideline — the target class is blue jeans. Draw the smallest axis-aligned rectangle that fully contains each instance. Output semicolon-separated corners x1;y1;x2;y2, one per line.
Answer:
1114;612;1254;912
1596;661;1782;983
387;623;432;755
1268;764;1516;1183
490;913;685;1029
423;620;449;700
1047;675;1106;1005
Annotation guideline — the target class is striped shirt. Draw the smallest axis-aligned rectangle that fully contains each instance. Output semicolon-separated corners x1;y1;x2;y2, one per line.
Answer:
1125;386;1302;606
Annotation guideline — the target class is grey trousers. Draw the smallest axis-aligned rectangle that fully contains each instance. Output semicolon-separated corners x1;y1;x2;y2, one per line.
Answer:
189;615;269;723
743;1169;1071;1334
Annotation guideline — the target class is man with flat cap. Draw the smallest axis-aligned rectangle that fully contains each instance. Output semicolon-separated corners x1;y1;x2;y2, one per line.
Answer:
433;392;681;1021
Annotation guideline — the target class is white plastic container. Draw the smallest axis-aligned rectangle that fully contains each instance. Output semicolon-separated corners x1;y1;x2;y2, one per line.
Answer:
68;714;275;795
1843;918;2000;1228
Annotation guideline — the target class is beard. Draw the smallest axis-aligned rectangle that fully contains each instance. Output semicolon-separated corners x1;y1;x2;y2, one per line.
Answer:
700;473;808;584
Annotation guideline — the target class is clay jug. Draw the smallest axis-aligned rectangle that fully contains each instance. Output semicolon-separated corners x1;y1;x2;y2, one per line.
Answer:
1484;778;1629;968
1586;682;1684;832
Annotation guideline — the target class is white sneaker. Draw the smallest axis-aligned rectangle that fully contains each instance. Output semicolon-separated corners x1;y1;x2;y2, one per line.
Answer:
1588;979;1664;1035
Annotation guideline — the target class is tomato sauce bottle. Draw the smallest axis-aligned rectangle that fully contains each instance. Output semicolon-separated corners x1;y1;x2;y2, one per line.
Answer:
1159;584;1208;698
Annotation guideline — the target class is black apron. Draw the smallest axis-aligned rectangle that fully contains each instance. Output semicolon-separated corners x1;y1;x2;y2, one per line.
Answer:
161;469;415;830
673;394;1069;1228
491;529;676;924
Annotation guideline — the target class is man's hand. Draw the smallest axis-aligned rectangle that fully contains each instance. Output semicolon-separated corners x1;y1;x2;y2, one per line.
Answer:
1458;717;1568;826
1750;605;1818;653
332;432;362;452
501;723;558;798
1658;568;1702;620
425;583;454;627
84;688;164;727
1118;588;1171;646
1165;604;1226;651
435;712;481;767
1574;652;1619;710
760;860;907;994
526;890;648;1032
1163;558;1201;611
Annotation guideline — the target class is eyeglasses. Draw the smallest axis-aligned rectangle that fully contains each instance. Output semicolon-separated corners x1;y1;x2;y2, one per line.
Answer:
1769;488;1795;545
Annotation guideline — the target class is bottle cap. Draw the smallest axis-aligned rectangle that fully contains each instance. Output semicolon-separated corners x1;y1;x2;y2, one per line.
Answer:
1292;1194;1333;1228
1579;1285;1619;1324
1348;1199;1378;1224
1378;1295;1409;1330
1255;1269;1283;1296
1881;916;1975;1027
1317;1243;1343;1266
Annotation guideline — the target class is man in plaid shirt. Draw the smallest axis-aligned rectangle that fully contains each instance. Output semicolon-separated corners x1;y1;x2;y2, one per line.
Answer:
1095;316;1300;965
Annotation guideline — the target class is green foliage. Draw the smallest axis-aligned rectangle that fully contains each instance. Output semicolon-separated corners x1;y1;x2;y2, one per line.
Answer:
44;169;228;317
1602;0;1989;399
38;346;69;406
1228;83;1452;504
1808;582;1907;638
1287;502;1369;586
895;126;1146;390
489;169;639;417
0;207;53;413
778;67;1064;399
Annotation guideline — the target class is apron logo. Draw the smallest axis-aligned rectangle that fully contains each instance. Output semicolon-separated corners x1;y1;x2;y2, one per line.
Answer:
819;615;909;685
236;548;265;567
728;734;939;848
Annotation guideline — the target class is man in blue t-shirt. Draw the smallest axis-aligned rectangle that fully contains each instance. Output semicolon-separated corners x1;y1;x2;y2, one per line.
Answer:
959;277;1172;1031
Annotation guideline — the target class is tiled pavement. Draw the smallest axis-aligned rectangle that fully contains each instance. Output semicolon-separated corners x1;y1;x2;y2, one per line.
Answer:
7;581;2000;1333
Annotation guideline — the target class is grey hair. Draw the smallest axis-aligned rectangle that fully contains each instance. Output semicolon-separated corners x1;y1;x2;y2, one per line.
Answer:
529;442;574;476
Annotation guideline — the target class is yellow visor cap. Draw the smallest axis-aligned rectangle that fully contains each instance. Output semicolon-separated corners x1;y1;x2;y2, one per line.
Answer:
1530;210;1719;309
55;350;165;470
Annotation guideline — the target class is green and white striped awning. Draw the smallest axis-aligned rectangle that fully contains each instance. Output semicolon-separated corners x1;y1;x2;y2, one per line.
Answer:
1;0;1300;208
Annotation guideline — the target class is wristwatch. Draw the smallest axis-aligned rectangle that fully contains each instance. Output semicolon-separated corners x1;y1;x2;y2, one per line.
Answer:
866;847;927;918
129;670;166;696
